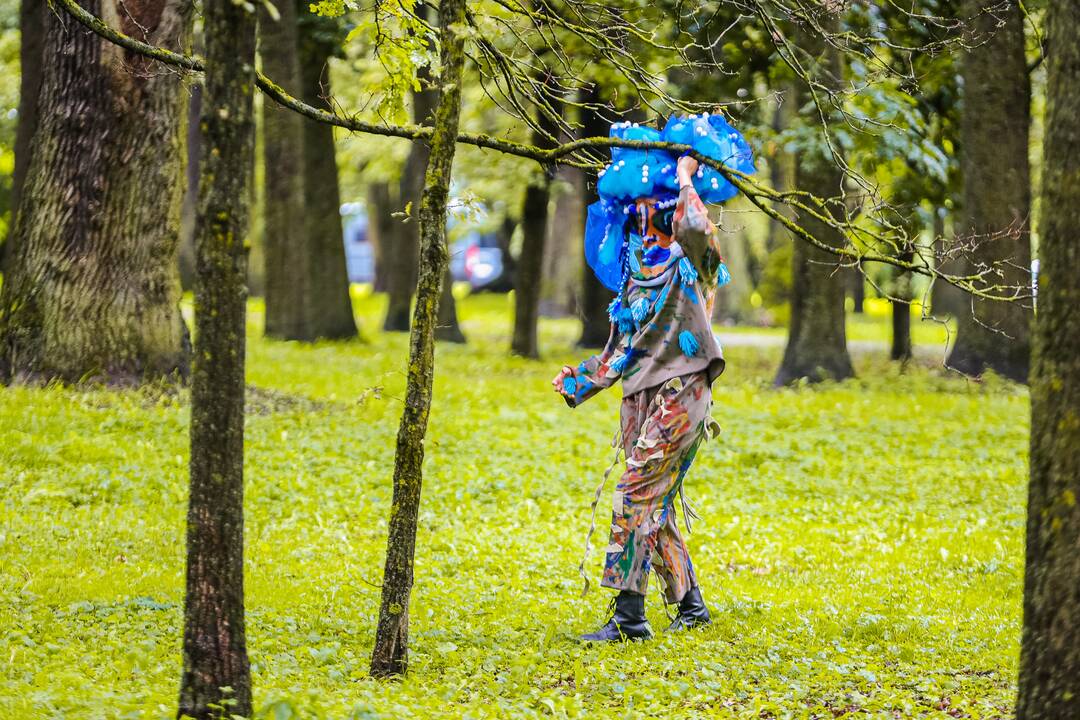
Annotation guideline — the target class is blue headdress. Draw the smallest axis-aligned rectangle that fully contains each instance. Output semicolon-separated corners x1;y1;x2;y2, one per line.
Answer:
584;113;755;292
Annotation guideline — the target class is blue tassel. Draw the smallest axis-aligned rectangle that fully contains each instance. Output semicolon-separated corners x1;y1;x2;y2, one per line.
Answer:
611;352;630;373
677;257;698;286
607;297;623;324
679;330;699;357
630;297;650;325
616;308;634;335
717;263;732;288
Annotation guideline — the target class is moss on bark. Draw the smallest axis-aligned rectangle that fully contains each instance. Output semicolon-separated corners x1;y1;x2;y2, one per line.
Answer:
1015;3;1080;717
176;0;257;717
369;0;467;679
0;0;191;385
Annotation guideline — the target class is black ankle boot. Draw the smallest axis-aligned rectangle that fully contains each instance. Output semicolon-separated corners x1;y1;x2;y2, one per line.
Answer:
580;591;652;642
664;586;711;632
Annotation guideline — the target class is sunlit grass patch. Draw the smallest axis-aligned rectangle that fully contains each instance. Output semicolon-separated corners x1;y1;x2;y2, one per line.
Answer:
1;294;1025;718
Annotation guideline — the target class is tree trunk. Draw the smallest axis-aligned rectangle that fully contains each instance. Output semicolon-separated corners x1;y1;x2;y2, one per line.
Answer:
511;81;560;358
261;0;312;341
576;84;613;348
891;237;915;362
368;181;394;293
176;0;256;717
383;88;435;333
435;265;466;343
540;167;583;316
4;0;44;272
369;0;466;678
0;0;191;385
890;281;912;361
773;23;854;386
1015;4;1080;717
850;264;865;314
947;0;1032;382
298;9;355;339
179;79;201;292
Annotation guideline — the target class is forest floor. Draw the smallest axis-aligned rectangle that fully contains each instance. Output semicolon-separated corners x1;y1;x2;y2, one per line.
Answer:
1;293;1027;719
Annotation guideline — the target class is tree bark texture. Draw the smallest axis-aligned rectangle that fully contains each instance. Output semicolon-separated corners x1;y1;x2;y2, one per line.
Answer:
435;264;466;343
511;79;560;358
382;6;438;333
576;84;614;348
369;0;466;678
261;0;312;341
774;19;854;386
298;10;355;339
368;181;394;293
539;167;583;317
382;86;435;332
948;0;1032;382
5;0;44;272
176;0;256;718
0;0;191;385
891;235;915;362
179;79;202;292
1015;3;1080;717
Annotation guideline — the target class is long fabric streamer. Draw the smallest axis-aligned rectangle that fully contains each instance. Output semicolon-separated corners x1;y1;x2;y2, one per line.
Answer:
579;429;624;597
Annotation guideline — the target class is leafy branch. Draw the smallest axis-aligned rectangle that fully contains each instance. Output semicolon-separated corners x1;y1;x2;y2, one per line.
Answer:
49;0;1029;302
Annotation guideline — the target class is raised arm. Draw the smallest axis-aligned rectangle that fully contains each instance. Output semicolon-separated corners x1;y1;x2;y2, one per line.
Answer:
673;157;726;286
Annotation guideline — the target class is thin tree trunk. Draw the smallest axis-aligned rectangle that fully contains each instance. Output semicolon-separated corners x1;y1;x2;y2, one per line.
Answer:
179;79;201;292
176;0;256;716
850;264;865;314
370;0;466;678
576;84;613;348
4;0;44;273
435;265;466;343
383;5;437;333
0;0;191;385
511;78;560;358
540;167;583;316
890;251;913;362
261;0;311;341
948;0;1032;382
298;9;355;339
1015;4;1080;717
383;85;435;333
368;181;394;293
774;20;854;386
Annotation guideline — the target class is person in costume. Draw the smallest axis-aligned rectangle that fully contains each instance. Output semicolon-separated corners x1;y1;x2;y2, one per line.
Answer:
552;114;754;641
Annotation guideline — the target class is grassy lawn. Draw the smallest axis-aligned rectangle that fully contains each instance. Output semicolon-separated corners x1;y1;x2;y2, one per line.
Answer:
1;294;1027;719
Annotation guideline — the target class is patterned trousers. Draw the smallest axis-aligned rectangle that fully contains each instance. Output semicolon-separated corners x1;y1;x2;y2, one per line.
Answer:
601;371;710;603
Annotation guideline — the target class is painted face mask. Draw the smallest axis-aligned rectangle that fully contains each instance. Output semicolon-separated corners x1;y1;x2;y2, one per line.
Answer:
629;197;681;282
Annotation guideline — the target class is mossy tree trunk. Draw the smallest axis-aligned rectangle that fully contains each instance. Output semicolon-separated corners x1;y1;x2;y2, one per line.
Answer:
511;76;560;358
0;0;191;385
1015;3;1080;717
947;0;1031;382
774;20;853;386
576;83;614;348
298;8;356;339
370;0;466;678
176;0;257;718
261;0;312;341
4;0;43;271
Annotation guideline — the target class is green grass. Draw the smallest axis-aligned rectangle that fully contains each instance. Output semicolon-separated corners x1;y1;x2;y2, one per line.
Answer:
1;294;1027;719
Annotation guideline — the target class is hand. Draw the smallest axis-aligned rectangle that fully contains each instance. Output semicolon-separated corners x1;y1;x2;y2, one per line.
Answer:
676;155;699;188
552;366;574;397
